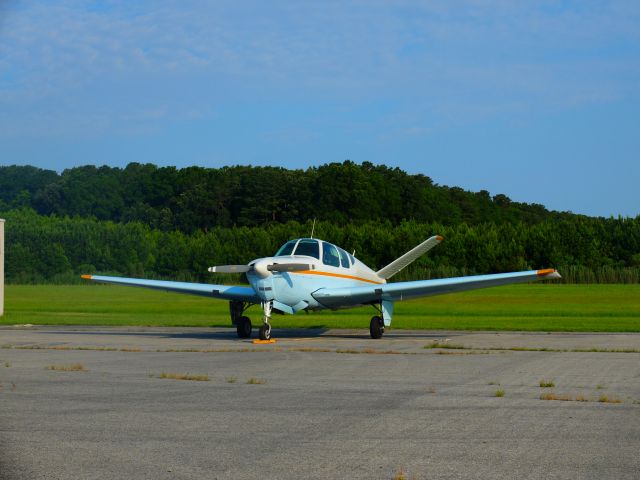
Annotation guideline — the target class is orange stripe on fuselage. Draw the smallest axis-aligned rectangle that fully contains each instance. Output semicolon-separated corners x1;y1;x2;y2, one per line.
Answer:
292;270;383;285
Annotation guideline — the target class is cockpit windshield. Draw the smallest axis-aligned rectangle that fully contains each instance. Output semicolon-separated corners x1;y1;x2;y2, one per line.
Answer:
275;240;297;256
293;239;320;259
274;238;321;260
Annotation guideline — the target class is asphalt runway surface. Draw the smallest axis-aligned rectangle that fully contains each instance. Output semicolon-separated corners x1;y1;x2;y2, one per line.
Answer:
1;326;639;479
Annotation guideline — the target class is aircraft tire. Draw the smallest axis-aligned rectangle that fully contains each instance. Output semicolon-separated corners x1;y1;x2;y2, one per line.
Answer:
259;323;272;341
237;316;252;338
370;316;384;339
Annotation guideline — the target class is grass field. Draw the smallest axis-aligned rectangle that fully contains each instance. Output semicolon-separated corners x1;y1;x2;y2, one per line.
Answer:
1;284;639;332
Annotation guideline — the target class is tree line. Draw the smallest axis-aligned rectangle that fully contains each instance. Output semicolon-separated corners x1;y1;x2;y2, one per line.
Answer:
3;208;639;284
0;162;577;232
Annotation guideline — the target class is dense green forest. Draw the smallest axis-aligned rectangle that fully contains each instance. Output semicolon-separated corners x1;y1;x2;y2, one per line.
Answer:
0;162;574;230
1;162;638;284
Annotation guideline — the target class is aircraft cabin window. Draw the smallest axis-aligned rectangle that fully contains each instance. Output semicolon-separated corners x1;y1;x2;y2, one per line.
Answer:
337;248;350;268
349;253;356;264
294;239;320;259
322;242;341;268
275;240;297;256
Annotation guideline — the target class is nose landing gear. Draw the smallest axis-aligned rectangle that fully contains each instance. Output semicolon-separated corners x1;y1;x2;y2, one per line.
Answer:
259;301;273;340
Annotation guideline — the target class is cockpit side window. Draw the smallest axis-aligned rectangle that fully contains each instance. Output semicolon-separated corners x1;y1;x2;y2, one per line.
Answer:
337;248;350;268
322;242;340;267
294;239;320;259
349;253;356;265
275;240;297;257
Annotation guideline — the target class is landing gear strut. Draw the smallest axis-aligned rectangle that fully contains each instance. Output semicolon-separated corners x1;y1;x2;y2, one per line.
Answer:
370;315;384;339
259;301;273;340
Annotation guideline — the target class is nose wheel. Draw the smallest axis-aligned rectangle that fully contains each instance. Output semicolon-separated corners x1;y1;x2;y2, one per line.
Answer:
259;323;272;340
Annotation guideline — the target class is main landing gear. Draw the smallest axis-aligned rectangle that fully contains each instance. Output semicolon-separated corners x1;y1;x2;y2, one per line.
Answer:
236;316;252;338
369;300;392;339
229;300;273;340
370;315;384;339
232;300;388;340
230;301;253;339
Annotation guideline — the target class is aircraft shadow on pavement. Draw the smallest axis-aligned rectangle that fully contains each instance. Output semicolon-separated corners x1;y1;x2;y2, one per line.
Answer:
35;327;456;341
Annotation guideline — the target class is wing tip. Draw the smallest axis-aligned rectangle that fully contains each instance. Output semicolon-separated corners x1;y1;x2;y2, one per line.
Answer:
436;235;444;241
80;274;93;280
537;269;561;279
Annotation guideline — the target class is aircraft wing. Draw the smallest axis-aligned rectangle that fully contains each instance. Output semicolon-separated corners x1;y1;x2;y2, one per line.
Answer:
312;269;561;308
81;275;261;303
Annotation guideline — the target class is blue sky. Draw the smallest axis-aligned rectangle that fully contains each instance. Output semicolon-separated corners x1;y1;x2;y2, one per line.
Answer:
1;0;638;217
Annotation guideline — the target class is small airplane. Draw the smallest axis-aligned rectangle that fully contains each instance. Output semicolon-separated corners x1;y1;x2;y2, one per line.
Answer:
82;235;561;340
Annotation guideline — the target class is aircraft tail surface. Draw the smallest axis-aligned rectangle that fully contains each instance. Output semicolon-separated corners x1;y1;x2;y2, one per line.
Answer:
376;235;443;280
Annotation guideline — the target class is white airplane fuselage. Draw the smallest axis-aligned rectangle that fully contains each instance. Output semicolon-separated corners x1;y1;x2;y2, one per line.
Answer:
247;254;385;311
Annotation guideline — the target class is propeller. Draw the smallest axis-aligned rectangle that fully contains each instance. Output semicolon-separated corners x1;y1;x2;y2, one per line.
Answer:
208;263;313;275
207;265;251;273
267;263;312;272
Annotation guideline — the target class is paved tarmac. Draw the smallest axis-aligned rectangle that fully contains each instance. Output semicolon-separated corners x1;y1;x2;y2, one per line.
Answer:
1;326;639;479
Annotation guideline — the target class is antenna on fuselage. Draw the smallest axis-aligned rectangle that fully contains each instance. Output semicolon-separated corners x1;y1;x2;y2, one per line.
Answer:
310;218;317;239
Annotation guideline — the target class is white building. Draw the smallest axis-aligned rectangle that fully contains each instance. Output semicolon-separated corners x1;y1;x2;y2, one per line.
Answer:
0;219;4;316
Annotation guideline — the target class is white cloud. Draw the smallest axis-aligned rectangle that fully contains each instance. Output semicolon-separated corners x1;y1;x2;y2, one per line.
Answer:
0;0;638;138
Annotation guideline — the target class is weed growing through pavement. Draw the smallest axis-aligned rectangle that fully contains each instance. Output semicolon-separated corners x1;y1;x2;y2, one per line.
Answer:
434;350;492;355
540;392;622;403
539;379;555;388
424;342;465;349
158;372;209;381
289;347;332;353
393;468;407;480
494;389;505;397
45;364;86;371
598;395;622;404
246;377;266;385
225;376;237;383
336;348;385;354
15;345;117;351
540;392;571;401
423;344;640;353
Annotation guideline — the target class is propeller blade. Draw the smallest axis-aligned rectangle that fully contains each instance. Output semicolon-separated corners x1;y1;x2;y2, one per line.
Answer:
208;265;251;273
267;263;313;272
